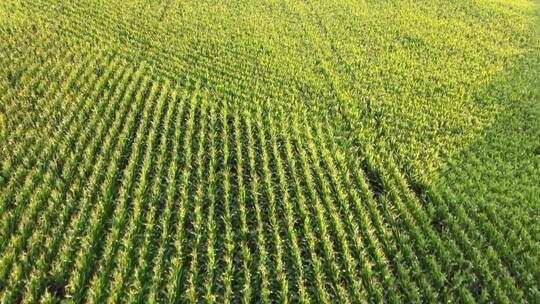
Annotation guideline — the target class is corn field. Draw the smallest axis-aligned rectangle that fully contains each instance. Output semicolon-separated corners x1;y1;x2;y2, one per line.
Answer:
1;0;539;303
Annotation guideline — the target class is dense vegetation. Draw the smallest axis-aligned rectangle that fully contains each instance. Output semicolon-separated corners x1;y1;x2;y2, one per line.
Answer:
1;0;539;302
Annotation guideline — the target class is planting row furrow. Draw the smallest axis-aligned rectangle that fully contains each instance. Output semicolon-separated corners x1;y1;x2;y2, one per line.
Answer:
217;101;235;303
279;114;330;303
25;0;299;109
297;115;368;303
1;41;100;178
63;67;151;303
0;56;123;292
145;85;189;304
441;154;539;301
84;75;154;304
0;44;93;207
266;113;310;304
319;126;403;303
0;27;61;148
244;109;271;303
184;93;210;303
323;129;398;303
40;62;134;291
202;97;219;304
3;59;132;303
253;107;289;303
385;160;498;300
164;84;201;303
0;39;63;166
106;80;170;303
290;116;350;303
18;70;146;302
232;107;253;304
310;121;383;302
126;80;177;304
0;51;114;238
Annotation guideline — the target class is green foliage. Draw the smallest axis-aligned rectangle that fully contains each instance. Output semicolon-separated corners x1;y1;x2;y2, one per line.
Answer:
1;0;539;302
